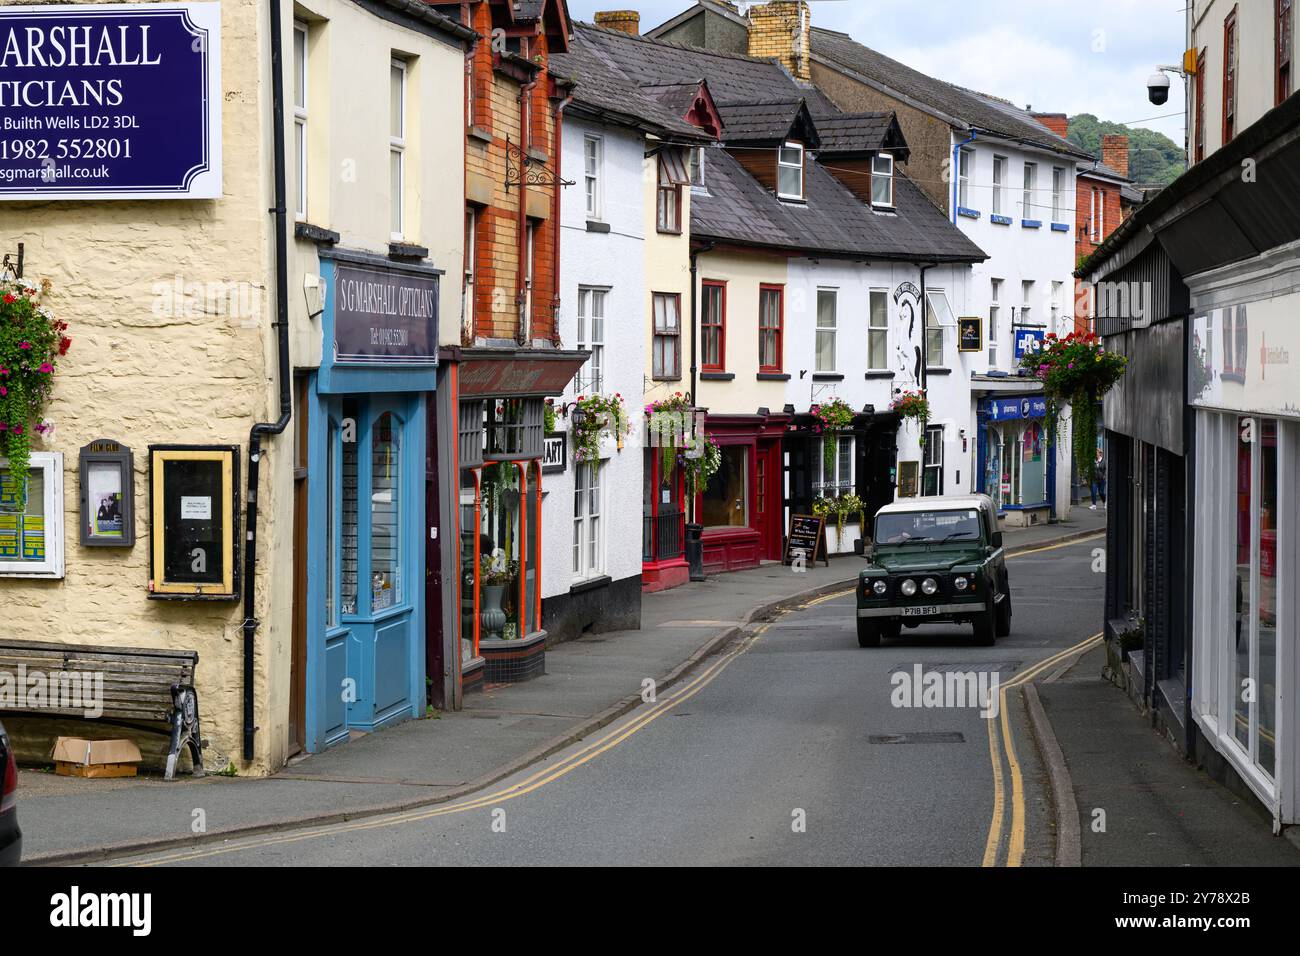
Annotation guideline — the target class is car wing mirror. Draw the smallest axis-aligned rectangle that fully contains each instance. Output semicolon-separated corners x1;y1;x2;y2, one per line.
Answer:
991;531;1003;549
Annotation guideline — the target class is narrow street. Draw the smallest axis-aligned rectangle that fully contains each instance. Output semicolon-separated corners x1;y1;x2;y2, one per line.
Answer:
109;537;1101;867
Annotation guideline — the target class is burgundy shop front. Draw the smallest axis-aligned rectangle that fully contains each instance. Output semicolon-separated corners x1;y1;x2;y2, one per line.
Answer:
696;412;789;573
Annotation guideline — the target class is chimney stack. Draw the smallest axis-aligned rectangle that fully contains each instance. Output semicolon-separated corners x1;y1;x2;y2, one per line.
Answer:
1031;112;1070;138
594;10;640;36
1102;134;1130;178
747;1;812;82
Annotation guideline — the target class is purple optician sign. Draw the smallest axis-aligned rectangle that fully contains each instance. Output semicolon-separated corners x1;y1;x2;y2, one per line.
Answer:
0;3;222;200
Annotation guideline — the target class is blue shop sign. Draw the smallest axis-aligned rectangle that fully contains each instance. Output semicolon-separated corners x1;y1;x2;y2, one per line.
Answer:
984;395;1048;421
0;3;222;200
1013;328;1045;358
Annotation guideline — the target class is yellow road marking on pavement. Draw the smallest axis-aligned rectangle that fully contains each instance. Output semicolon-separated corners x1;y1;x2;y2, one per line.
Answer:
1007;532;1104;559
981;631;1103;867
120;624;773;867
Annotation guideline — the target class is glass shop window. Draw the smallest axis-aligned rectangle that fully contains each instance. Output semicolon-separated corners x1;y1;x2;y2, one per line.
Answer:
701;444;748;529
370;412;401;611
0;453;63;578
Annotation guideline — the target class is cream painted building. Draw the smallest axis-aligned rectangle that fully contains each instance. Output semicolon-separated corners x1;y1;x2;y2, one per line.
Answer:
0;0;472;775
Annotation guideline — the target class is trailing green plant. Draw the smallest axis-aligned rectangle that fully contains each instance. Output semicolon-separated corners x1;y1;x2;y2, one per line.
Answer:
1020;330;1128;485
543;398;557;434
0;277;69;486
890;389;929;425
569;392;630;467
814;493;866;539
811;396;855;476
680;432;721;497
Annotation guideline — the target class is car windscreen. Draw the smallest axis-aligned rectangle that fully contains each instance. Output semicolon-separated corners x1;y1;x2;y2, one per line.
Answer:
874;509;982;545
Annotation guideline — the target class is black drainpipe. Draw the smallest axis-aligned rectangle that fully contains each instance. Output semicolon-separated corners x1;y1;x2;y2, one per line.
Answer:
684;240;714;582
243;0;293;761
916;262;936;470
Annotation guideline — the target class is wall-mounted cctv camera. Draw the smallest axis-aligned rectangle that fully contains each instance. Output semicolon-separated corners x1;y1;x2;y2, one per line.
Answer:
1147;71;1171;106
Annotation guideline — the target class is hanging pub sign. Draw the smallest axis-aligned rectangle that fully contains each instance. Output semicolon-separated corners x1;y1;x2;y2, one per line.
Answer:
958;317;983;352
541;433;566;474
78;438;134;547
0;3;223;201
148;445;239;600
332;260;439;365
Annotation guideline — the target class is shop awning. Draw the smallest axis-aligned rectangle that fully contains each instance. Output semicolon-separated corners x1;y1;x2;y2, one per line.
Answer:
450;347;590;398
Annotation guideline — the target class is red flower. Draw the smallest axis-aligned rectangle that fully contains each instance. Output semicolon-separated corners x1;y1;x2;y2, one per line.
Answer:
2;294;14;305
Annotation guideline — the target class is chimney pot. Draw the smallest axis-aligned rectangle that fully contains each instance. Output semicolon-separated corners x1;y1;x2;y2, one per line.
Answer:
594;10;640;35
746;1;812;83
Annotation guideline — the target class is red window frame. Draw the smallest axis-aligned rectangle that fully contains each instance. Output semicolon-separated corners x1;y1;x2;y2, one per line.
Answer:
1195;49;1207;163
1224;6;1239;145
1279;0;1294;106
758;284;784;373
701;279;726;372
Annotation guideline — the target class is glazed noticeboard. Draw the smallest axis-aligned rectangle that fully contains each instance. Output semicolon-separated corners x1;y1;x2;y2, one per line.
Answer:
79;438;134;547
148;445;239;599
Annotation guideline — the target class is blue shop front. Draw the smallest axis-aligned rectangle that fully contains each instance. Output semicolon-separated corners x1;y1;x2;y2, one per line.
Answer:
977;392;1056;526
304;249;439;752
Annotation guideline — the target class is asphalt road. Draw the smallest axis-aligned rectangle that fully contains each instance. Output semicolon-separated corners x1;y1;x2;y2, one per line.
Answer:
109;535;1106;867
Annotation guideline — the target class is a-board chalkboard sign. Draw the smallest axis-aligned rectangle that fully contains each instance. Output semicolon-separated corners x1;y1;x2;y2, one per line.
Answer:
783;513;829;567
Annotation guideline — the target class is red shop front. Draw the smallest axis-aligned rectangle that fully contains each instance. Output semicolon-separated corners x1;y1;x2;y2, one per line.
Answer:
696;412;789;574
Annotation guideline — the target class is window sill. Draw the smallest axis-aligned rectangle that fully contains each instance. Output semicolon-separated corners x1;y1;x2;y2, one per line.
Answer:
652;375;682;382
1021;219;1042;229
957;207;980;219
467;125;493;146
389;241;429;260
812;372;844;381
864;370;894;380
926;367;952;376
585;220;610;233
757;372;790;381
294;221;340;245
570;574;611;596
870;202;895;212
656;227;683;236
990;214;1013;226
1050;222;1070;232
701;371;734;381
777;196;807;205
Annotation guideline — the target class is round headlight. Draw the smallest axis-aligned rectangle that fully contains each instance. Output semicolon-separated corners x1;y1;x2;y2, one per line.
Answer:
872;580;888;596
953;576;969;591
921;577;938;596
900;579;917;597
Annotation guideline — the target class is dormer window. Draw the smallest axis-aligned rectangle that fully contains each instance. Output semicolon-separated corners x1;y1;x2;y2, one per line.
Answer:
777;141;804;200
871;152;894;207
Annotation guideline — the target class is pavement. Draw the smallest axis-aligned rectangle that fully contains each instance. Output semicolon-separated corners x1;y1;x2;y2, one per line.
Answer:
14;507;1106;865
1031;644;1300;866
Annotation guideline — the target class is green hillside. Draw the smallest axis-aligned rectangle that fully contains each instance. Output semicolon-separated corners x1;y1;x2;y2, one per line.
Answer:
1067;114;1186;187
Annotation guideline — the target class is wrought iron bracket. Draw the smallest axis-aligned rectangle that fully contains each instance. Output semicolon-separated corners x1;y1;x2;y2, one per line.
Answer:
504;136;575;191
1;242;23;280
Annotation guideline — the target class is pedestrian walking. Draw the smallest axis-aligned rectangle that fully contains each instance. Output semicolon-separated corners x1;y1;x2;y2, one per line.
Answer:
1090;456;1107;510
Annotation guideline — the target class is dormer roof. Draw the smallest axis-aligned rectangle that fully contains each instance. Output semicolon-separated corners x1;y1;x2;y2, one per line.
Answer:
716;98;820;148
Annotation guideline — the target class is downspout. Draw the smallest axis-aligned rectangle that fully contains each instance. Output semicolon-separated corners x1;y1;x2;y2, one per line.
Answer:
684;239;714;583
243;0;293;761
551;81;574;345
952;131;977;223
516;51;538;346
688;240;714;413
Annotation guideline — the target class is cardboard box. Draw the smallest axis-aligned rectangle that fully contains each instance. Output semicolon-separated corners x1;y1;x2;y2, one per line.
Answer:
52;737;142;778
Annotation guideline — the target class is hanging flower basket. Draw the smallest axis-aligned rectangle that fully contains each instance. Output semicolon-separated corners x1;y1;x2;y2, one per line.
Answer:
645;391;693;477
811;396;855;477
680;432;721;498
569;392;631;467
0;277;69;486
890;389;929;424
1019;331;1128;485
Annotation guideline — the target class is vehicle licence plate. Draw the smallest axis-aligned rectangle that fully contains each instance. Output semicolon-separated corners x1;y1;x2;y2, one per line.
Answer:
902;605;939;617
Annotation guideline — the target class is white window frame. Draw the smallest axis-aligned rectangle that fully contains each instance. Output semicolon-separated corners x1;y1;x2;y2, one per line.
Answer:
1097;186;1105;240
992;155;1006;215
523;222;535;340
1050;281;1063;333
0;452;65;579
871;152;894;207
923;425;944;496
868;288;889;370
689;146;705;187
576;286;607;394
925;289;953;369
389;57;407;240
1090;187;1099;241
464;208;476;332
652;292;681;379
777;140;804;200
584;135;603;219
815;287;837;372
1051;167;1064;222
989;278;1002;368
815;434;855;497
293;19;309;221
1021;280;1035;327
573;461;603;581
1022;162;1037;219
958;147;973;209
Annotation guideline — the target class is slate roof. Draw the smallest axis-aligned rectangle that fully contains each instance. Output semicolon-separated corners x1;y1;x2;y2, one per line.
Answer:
811;27;1092;160
563;22;985;264
814;111;910;161
550;36;714;142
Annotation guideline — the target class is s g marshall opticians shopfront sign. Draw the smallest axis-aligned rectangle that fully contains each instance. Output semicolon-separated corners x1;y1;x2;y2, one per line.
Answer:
0;3;221;200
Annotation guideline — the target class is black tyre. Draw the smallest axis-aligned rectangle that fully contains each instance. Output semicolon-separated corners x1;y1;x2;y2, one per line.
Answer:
973;602;996;646
995;582;1012;637
857;618;881;648
881;620;902;640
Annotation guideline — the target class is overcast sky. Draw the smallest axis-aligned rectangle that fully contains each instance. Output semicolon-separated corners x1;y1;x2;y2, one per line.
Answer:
568;0;1189;143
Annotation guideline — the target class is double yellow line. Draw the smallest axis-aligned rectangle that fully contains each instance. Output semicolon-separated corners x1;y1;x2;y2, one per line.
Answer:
981;533;1105;868
120;621;778;867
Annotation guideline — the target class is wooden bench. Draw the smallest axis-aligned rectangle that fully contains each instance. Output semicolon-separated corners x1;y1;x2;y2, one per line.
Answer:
0;639;204;779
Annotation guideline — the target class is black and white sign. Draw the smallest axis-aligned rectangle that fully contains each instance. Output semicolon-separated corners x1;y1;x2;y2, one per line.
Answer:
332;262;438;366
542;434;566;474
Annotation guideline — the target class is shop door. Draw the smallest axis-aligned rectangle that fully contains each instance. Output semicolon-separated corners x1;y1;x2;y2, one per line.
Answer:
859;424;898;526
312;392;423;749
757;440;783;560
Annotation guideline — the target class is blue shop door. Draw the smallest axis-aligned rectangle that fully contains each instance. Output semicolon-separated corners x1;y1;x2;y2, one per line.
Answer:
311;391;424;749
